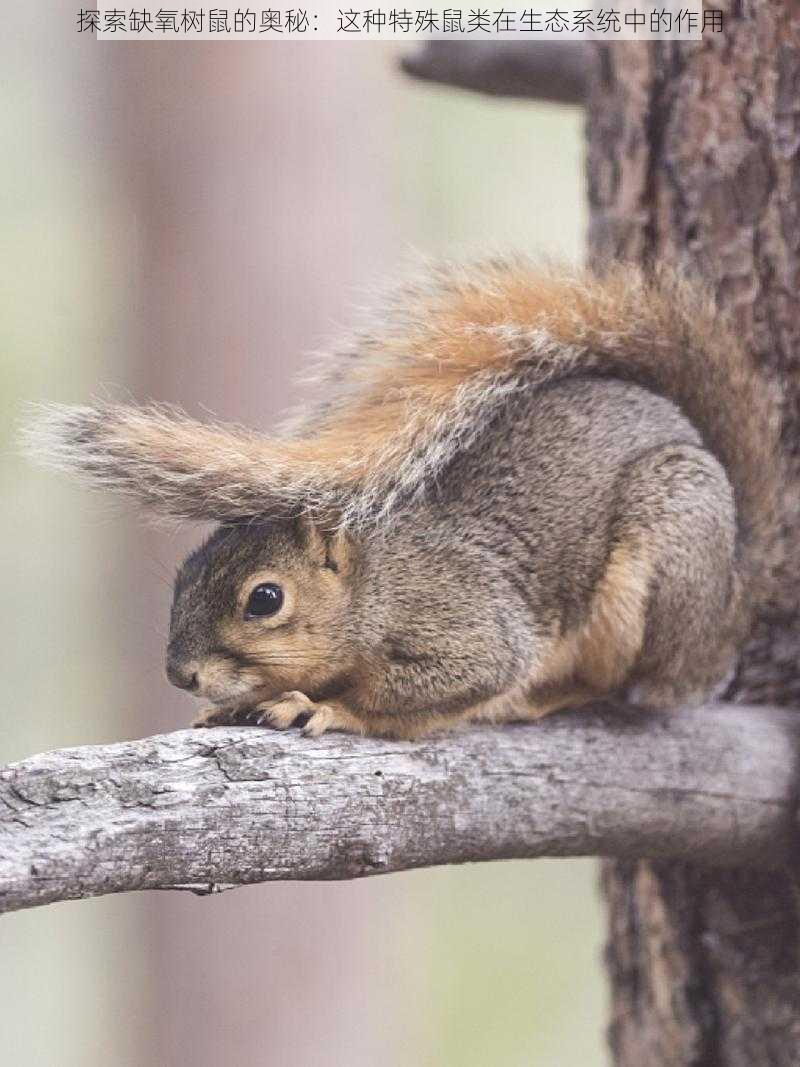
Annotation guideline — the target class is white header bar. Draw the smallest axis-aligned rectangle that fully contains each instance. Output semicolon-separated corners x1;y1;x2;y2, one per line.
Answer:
79;3;721;42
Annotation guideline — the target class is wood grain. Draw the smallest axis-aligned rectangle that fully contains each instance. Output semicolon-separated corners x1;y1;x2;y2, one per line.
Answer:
2;701;798;914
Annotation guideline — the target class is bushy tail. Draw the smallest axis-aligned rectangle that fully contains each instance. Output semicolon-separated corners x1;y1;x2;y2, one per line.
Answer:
22;259;780;590
21;401;349;522
297;258;780;572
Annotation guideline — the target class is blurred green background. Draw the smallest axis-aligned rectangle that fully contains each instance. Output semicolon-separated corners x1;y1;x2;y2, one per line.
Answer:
1;18;606;1066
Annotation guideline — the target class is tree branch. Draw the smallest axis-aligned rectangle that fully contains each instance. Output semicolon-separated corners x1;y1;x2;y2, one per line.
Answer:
2;702;798;914
400;42;590;104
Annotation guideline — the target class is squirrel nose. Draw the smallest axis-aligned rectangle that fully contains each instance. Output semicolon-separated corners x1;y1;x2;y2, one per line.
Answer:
166;658;199;692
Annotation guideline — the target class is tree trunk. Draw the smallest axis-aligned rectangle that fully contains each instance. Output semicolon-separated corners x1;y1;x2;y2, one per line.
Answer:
587;12;800;1065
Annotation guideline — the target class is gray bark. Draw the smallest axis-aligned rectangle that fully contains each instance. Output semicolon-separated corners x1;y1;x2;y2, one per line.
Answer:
2;701;799;915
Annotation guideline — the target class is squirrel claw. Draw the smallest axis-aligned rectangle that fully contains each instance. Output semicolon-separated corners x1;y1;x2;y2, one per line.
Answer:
192;704;262;728
300;706;335;738
255;708;292;728
192;705;234;728
253;691;313;731
251;692;358;737
191;695;360;736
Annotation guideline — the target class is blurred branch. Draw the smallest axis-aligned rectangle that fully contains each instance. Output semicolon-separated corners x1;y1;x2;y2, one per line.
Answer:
2;701;798;914
400;42;590;104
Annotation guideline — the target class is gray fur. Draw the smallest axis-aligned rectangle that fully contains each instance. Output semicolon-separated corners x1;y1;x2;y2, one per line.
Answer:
172;380;740;721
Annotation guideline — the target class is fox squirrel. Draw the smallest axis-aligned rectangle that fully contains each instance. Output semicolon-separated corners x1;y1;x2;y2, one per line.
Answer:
25;258;780;739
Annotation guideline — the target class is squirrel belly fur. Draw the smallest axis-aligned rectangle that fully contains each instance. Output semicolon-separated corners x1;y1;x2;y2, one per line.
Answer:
24;258;780;738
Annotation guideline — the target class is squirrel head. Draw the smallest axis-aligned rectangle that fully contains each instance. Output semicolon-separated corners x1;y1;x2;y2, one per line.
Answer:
166;516;357;707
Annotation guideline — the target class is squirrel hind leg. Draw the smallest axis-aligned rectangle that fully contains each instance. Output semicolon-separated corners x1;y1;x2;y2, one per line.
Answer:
467;683;597;725
523;441;741;716
614;442;741;710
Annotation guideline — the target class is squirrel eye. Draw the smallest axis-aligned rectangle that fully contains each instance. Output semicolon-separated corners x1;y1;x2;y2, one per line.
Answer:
244;582;284;619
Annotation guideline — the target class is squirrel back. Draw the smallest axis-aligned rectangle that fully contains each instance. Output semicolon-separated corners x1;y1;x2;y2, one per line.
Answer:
305;260;779;588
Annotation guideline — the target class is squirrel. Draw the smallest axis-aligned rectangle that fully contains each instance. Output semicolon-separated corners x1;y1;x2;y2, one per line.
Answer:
24;257;780;739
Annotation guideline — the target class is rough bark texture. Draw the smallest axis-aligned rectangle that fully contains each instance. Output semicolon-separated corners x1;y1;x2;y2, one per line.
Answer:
587;12;800;1065
2;702;798;915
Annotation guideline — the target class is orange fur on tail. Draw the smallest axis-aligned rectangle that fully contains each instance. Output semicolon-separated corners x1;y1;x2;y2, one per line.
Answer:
23;258;780;589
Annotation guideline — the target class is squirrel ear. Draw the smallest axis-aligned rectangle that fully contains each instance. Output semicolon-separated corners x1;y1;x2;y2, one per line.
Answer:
20;401;335;523
294;514;354;575
295;513;328;562
323;526;355;575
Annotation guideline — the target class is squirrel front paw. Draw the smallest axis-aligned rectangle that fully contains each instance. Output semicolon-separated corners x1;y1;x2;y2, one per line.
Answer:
192;704;251;728
193;692;363;737
191;697;306;730
191;695;314;730
251;690;314;730
255;691;363;737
